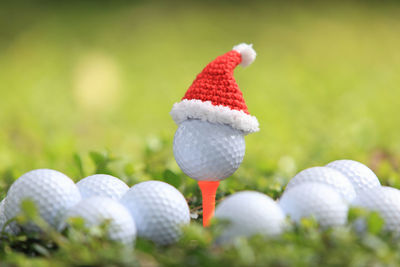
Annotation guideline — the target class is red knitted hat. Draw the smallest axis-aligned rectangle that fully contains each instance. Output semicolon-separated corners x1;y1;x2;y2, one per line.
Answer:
170;43;259;135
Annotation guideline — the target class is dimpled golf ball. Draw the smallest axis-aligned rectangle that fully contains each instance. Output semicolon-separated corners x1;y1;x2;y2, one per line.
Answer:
326;160;380;193
0;199;6;229
76;174;129;200
353;186;400;233
286;167;356;203
215;191;285;243
4;169;81;232
279;183;348;227
0;199;14;234
120;180;190;245
61;197;136;245
173;119;245;181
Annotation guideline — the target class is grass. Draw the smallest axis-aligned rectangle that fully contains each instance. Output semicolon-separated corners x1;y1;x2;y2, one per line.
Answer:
1;1;400;265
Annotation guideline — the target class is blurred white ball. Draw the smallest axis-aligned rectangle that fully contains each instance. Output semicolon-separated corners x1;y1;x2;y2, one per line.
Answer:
326;160;380;193
286;167;356;203
279;183;348;227
76;174;129;200
61;197;136;245
0;199;7;230
120;180;190;245
4;169;81;232
352;186;400;234
0;198;14;234
215;191;285;243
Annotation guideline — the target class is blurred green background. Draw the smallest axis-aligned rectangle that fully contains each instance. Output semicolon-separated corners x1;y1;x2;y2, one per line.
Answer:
1;0;400;185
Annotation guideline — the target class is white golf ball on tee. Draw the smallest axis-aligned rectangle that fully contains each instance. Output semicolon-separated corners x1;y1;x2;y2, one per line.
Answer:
286;167;356;203
279;182;348;227
120;180;190;245
173;119;245;181
76;174;129;200
4;169;81;232
61;197;137;245
326;160;380;193
215;191;285;243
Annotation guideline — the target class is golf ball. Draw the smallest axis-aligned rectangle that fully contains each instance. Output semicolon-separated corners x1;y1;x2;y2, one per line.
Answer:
4;169;81;232
120;180;190;245
326;160;380;192
0;199;6;230
352;186;400;233
76;174;129;200
286;167;356;203
0;198;14;234
215;191;285;243
61;197;136;245
279;183;348;227
173;119;245;181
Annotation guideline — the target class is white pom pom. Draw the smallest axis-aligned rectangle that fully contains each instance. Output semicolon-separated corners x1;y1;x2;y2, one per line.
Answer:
233;43;256;67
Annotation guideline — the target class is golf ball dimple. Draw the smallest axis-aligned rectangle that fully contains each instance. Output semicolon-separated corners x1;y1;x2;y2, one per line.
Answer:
215;191;285;243
173;119;245;181
326;160;380;193
120;180;190;245
352;186;400;233
76;174;129;200
4;169;81;232
279;183;349;227
286;167;356;203
61;197;137;245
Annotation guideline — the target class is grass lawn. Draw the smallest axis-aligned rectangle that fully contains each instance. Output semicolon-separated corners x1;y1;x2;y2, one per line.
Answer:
1;1;400;266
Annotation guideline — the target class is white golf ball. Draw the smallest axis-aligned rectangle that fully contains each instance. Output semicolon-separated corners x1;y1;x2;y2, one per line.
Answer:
0;199;6;230
4;169;81;232
61;197;136;245
279;183;348;227
173;119;245;181
76;174;129;200
215;191;285;243
326;160;380;192
0;198;14;234
120;180;190;245
286;167;356;203
352;186;400;233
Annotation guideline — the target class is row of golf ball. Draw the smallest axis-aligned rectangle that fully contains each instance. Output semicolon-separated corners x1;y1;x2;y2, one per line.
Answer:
214;159;400;242
0;159;395;245
0;170;191;246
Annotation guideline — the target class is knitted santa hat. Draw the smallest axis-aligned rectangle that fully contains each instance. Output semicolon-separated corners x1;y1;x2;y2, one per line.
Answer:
170;43;259;135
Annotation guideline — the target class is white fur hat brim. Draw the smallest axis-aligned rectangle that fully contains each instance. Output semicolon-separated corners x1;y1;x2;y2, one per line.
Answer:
170;99;259;135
